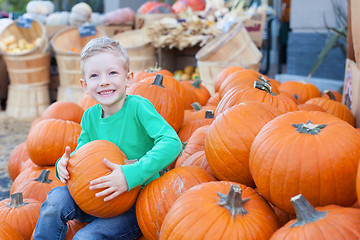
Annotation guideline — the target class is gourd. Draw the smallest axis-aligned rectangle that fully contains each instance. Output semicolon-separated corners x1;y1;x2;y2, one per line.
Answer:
67;140;141;218
69;2;92;26
41;101;84;124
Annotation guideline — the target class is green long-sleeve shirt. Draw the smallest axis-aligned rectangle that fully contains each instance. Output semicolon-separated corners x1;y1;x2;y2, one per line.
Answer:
56;95;182;190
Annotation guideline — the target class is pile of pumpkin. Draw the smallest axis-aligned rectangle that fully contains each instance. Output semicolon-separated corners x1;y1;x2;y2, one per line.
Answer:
2;65;360;240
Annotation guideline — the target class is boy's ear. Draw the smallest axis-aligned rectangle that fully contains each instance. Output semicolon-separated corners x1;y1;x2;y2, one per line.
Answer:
126;72;134;87
80;79;89;93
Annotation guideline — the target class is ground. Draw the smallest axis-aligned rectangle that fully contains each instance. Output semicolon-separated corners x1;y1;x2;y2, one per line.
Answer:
0;110;32;200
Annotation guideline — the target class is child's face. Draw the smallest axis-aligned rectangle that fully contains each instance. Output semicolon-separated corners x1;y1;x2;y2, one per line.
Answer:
80;52;132;114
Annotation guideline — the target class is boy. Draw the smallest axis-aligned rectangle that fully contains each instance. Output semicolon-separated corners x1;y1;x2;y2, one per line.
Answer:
33;37;182;239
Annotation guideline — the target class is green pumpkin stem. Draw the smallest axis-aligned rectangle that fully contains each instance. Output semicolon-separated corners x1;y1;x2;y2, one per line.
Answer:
217;184;249;220
290;194;327;227
151;74;164;88
292;120;326;135
258;74;269;84
205;110;214;119
191;79;202;89
34;169;52;184
191;102;202;111
254;80;276;95
325;90;336;100
5;192;29;208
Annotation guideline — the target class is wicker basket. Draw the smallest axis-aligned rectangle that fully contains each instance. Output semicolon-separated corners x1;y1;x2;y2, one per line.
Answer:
57;85;84;103
195;22;262;94
6;82;49;119
0;18;48;56
51;26;106;93
4;53;51;85
112;29;156;74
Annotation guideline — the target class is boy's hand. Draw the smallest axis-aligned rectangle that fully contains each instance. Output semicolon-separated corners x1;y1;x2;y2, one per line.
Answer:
89;158;129;202
57;146;71;184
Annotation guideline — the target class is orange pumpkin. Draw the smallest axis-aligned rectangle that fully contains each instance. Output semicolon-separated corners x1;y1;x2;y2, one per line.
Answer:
175;125;210;167
305;97;355;126
180;79;211;105
214;66;243;93
67;140;141;218
270;194;360;239
206;101;282;187
0;192;41;240
278;81;322;104
77;93;98;111
41;101;84;124
26;119;82;166
322;89;343;102
136;166;216;240
0;221;23;240
11;169;65;203
297;103;326;112
7;142;29;181
183;102;216;126
127;74;185;132
159;181;280;239
206;92;220;107
250;111;360;214
178;110;214;142
177;150;214;176
215;80;298;115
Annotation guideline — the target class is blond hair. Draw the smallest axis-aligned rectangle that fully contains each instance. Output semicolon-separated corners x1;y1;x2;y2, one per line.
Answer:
80;37;129;75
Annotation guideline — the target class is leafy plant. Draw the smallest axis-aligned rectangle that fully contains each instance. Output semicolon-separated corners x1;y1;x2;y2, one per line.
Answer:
309;0;348;77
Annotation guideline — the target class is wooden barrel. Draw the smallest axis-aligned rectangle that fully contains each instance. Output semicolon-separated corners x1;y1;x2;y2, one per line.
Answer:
195;22;262;94
6;83;50;119
4;53;51;85
0;18;48;56
51;26;105;102
57;85;84;103
112;29;156;74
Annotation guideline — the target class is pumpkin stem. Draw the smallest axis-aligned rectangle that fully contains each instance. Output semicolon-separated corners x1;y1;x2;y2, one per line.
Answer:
324;90;336;100
205;110;214;119
292;120;326;135
178;141;188;157
191;79;202;89
151;74;164;88
258;74;269;84
290;194;327;227
217;184;249;220
191;102;202;111
5;192;29;208
254;80;276;95
34;169;52;184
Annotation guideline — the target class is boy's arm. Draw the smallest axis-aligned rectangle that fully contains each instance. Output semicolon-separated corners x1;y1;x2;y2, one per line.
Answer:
120;100;182;190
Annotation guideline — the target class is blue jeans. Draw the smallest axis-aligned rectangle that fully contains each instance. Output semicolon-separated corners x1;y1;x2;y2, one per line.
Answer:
33;186;141;240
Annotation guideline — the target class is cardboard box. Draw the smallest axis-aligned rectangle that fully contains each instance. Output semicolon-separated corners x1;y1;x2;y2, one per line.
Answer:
243;9;266;48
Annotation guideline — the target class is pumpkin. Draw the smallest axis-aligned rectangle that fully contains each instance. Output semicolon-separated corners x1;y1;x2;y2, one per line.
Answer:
77;93;98;111
297;103;326;112
136;166;216;240
0;221;23;240
133;68;173;82
0;192;41;240
180;79;211;105
127;74;185;132
270;194;360;239
140;73;194;109
183;102;216;126
7;142;29;181
249;111;360;214
206;101;282;187
41;101;84;124
11;169;65;203
159;181;280;239
67;140;141;218
69;2;92;26
322;89;342;102
177;150;214;176
215;80;298;115
178;110;214;142
19;158;38;172
175;125;209;165
214;66;243;93
26;119;82;166
205;92;220;107
11;166;57;193
305;97;355;126
278;81;322;104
